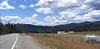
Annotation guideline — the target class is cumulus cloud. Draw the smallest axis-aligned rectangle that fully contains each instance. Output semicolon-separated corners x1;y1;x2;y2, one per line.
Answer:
42;15;75;26
1;16;20;21
20;17;39;24
32;14;38;18
59;10;77;19
34;0;100;25
36;7;53;14
19;5;27;9
1;0;100;26
36;0;100;10
1;16;20;24
85;0;100;10
73;10;100;23
29;4;35;8
0;1;15;9
1;14;40;25
43;16;58;25
83;10;100;21
36;0;83;10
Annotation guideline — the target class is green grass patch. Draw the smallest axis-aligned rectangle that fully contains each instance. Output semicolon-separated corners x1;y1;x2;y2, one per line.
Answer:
74;31;100;35
43;34;51;38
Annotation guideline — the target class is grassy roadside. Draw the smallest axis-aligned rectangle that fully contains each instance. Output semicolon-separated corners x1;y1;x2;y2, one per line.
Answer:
73;31;100;35
30;33;100;49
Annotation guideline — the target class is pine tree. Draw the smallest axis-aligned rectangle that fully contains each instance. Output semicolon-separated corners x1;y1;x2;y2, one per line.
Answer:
0;22;3;34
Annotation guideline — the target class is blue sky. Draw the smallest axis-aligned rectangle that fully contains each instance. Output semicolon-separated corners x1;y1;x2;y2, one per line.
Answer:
1;0;38;17
0;0;100;26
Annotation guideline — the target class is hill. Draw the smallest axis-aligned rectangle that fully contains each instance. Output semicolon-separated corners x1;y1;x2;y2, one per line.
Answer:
15;21;100;33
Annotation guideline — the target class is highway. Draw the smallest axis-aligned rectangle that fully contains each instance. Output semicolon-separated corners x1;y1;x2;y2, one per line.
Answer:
0;34;45;49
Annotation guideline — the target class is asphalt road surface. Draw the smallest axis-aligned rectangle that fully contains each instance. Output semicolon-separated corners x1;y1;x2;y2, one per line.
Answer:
0;34;45;49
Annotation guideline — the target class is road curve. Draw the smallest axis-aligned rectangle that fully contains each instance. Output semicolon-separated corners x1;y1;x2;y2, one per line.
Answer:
0;34;45;49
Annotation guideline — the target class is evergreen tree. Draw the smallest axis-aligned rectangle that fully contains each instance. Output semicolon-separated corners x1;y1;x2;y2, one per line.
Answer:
0;22;3;34
4;23;21;33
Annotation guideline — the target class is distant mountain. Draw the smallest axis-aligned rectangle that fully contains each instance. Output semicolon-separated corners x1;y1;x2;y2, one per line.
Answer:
71;21;100;31
15;21;100;33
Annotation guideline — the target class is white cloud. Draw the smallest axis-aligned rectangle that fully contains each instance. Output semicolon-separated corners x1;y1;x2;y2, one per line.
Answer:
42;15;75;26
19;5;27;9
36;0;82;10
35;0;47;6
43;16;65;25
32;14;38;18
83;10;100;21
36;7;53;14
59;10;77;18
1;16;20;24
0;1;15;9
34;0;100;25
1;14;39;25
35;0;96;12
73;10;100;22
1;0;100;26
20;17;39;24
43;16;57;25
29;4;35;8
2;10;100;26
1;16;20;21
1;15;58;26
58;10;79;23
85;0;100;10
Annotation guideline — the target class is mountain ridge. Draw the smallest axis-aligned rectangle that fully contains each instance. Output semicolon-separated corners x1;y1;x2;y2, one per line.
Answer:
15;21;100;33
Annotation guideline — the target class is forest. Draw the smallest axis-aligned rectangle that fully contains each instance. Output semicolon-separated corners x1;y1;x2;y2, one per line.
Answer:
0;22;20;35
0;21;100;34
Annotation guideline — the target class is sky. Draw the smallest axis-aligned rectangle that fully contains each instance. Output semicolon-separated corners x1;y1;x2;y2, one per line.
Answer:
0;0;100;26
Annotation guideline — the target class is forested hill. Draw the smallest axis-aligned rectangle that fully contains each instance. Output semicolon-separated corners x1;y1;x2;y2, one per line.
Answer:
15;21;100;33
16;24;51;33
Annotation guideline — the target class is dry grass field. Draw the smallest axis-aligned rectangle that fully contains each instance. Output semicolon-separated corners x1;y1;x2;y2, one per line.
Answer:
30;33;100;49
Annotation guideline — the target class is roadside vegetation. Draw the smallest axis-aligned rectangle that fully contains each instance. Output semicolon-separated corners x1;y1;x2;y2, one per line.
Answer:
30;33;100;49
72;31;100;35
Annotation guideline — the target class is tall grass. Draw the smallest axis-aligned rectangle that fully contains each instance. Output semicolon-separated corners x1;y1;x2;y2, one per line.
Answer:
30;33;100;49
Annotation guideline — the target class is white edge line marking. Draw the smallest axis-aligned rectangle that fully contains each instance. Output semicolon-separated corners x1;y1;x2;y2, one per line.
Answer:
11;34;18;49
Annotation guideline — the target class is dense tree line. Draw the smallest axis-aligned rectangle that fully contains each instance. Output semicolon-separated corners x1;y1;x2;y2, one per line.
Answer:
0;22;3;34
16;21;100;33
0;21;100;34
0;23;21;35
71;23;100;32
10;22;100;33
